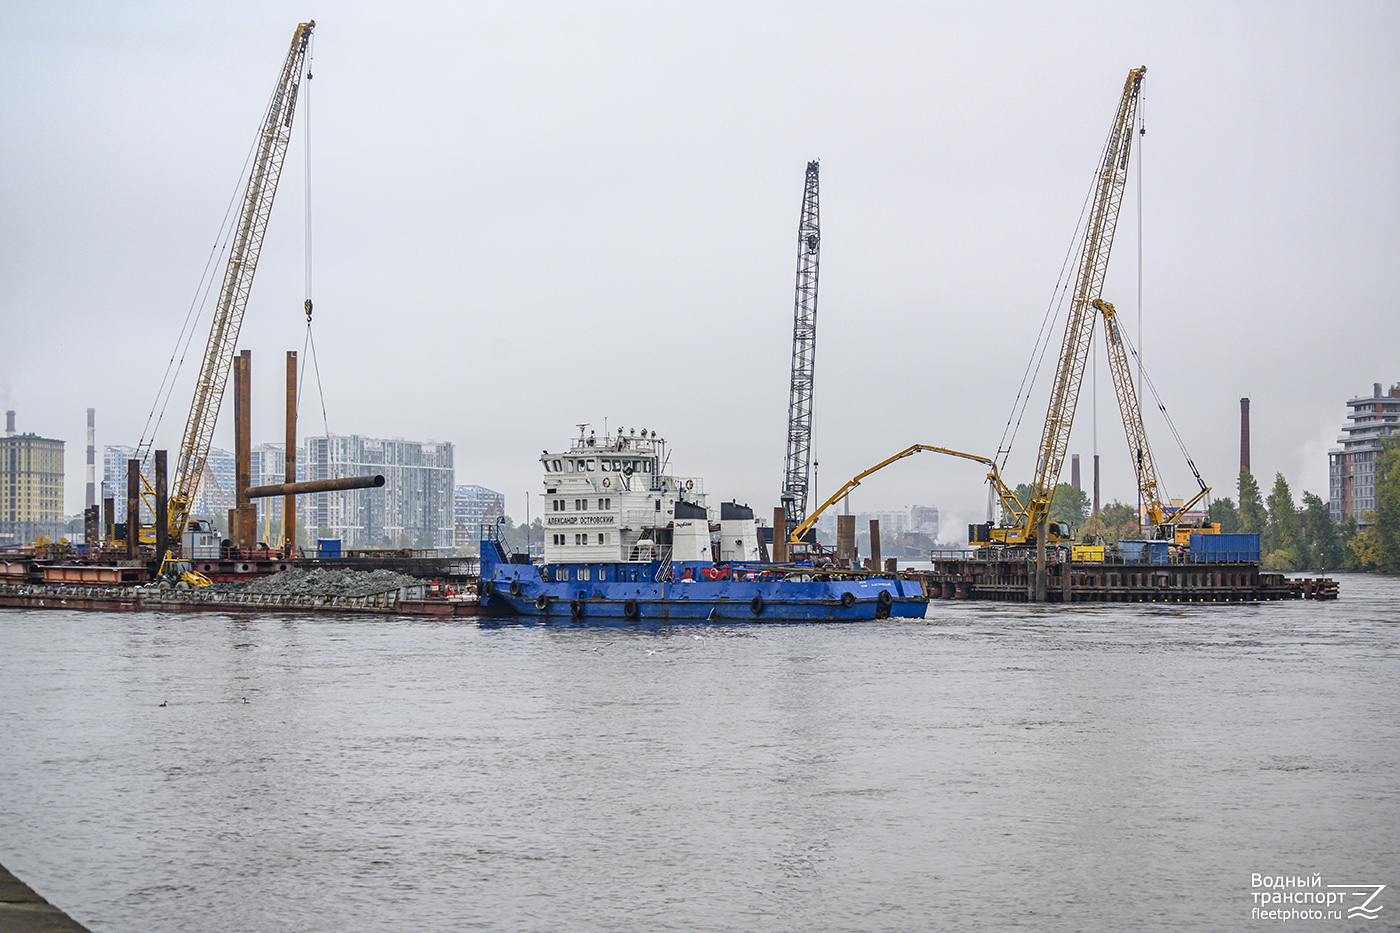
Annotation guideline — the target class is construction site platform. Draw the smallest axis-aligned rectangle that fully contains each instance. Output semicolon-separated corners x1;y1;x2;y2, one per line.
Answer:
904;557;1338;603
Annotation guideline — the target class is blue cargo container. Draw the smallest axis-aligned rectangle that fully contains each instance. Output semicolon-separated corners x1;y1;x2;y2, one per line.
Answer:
316;537;342;559
1119;540;1170;563
1189;533;1259;563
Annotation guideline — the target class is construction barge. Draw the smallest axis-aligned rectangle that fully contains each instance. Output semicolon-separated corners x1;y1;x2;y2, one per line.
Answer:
0;547;486;616
903;554;1337;603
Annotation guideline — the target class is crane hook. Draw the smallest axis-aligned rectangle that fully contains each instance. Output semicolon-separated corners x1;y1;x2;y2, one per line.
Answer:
304;299;313;322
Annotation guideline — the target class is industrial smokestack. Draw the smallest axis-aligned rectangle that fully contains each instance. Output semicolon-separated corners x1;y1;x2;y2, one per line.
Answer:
1071;454;1081;491
86;408;96;509
1375;383;1383;398
4;410;13;435
1240;398;1251;476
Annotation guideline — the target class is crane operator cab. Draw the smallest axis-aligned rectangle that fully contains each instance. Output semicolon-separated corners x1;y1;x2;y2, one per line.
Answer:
968;520;1074;549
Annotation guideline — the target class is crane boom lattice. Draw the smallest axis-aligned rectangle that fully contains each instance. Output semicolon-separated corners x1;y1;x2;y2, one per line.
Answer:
782;160;820;534
167;21;314;540
1018;66;1145;542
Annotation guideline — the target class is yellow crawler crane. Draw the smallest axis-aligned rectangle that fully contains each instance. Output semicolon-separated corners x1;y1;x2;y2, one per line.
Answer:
789;445;1022;551
138;22;315;548
995;66;1146;548
1096;298;1216;546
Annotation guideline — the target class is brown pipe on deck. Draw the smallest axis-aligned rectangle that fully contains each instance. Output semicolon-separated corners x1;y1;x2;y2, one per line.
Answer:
284;350;297;548
244;474;385;499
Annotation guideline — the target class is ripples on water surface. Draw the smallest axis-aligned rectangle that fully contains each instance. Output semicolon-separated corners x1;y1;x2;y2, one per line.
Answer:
2;574;1397;932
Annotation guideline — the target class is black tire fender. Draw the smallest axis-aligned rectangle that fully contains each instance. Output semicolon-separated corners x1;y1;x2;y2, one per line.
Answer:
509;579;522;597
535;594;550;611
623;599;639;620
877;589;893;607
481;580;495;598
570;598;584;618
750;596;764;615
841;591;856;609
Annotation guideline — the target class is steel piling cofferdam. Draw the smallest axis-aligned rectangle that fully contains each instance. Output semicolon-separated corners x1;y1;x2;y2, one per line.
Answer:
905;557;1338;602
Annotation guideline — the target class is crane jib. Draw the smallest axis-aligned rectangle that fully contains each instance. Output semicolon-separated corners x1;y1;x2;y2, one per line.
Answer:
1011;66;1144;545
160;22;315;542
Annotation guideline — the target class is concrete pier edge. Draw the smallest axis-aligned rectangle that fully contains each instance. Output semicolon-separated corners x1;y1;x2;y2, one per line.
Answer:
0;863;92;933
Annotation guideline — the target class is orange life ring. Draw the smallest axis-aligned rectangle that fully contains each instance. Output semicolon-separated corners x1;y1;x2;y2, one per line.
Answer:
685;479;694;490
603;477;610;487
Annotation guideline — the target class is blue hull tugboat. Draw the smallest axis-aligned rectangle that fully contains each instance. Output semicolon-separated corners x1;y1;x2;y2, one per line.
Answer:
479;426;927;623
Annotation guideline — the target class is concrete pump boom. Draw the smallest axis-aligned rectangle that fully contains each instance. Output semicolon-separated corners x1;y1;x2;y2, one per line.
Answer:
790;444;1019;546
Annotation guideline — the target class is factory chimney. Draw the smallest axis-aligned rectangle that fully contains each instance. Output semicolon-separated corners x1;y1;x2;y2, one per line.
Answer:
1239;398;1251;476
86;408;96;509
1071;454;1081;491
5;410;13;435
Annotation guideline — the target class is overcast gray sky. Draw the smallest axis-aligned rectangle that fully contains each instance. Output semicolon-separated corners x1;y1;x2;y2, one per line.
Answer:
3;0;1396;536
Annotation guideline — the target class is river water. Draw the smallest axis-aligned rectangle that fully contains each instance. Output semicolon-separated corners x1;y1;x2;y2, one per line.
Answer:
1;574;1397;932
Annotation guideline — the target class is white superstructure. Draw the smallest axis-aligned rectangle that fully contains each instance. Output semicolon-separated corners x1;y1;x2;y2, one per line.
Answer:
540;425;706;564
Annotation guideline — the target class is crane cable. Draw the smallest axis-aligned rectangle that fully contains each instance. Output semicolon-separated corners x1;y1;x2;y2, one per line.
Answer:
137;117;267;465
994;133;1103;473
293;34;335;476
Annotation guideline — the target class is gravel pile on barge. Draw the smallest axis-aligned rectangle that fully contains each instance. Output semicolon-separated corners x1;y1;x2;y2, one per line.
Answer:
237;567;423;598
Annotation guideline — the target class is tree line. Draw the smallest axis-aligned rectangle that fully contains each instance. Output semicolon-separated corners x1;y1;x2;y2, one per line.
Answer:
1002;437;1400;573
1206;437;1399;572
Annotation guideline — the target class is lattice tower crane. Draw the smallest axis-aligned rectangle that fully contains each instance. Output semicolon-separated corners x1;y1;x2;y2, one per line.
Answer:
781;161;820;537
141;21;315;543
995;66;1146;546
1096;298;1212;537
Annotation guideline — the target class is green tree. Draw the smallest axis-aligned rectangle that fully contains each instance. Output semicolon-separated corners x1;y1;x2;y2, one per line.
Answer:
1208;497;1241;534
1006;482;1089;531
1238;470;1266;535
1375;438;1400;570
1300;492;1342;570
1349;438;1400;571
1263;473;1303;567
1050;484;1090;529
1340;516;1363;570
1098;500;1140;543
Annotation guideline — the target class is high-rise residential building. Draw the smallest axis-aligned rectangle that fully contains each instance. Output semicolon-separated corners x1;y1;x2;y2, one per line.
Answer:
102;445;236;525
909;505;940;538
193;448;237;518
101;445;145;524
1329;381;1400;525
1;412;65;546
304;435;455;547
454;485;505;545
249;443;306;544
